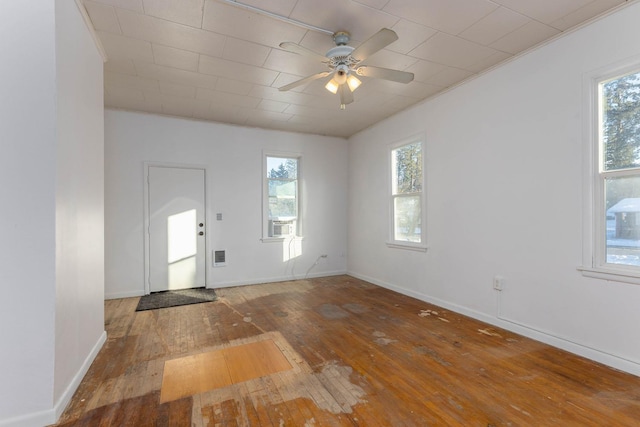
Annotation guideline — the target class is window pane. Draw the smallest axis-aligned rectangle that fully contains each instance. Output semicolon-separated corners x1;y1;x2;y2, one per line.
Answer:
601;72;640;171
268;179;297;219
393;142;422;194
605;176;640;266
394;195;421;242
267;157;297;178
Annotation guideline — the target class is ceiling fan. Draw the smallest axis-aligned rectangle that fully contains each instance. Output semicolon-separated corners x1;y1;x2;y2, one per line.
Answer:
278;28;414;109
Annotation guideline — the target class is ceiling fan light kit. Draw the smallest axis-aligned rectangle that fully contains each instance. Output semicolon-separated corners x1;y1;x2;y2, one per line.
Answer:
279;28;414;110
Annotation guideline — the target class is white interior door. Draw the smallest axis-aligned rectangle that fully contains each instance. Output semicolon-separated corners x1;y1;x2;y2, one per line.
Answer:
148;166;206;292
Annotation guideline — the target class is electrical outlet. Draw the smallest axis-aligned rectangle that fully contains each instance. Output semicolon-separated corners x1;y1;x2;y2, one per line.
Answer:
493;275;504;291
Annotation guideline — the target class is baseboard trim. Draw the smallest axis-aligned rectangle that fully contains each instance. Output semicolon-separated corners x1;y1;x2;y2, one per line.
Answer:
0;409;55;427
211;270;348;288
348;271;640;378
54;331;107;421
0;331;107;427
105;289;145;300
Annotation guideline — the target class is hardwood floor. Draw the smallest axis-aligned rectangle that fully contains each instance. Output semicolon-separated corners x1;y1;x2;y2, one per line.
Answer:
53;275;640;426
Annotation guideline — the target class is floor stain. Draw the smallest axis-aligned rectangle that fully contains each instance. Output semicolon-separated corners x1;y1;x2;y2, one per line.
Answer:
317;304;350;319
343;303;369;314
414;346;452;367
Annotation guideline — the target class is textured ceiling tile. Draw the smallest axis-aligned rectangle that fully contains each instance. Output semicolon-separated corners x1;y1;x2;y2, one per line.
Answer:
232;0;298;17
158;81;197;98
465;50;513;73
490;20;561;54
136;62;219;89
353;0;391;9
202;1;307;48
152;44;199;71
388;19;438;54
105;70;160;92
160;95;196;116
409;32;499;69
405;59;448;82
424;66;475;88
142;0;204;28
289;0;399;41
263;48;329;76
98;32;154;62
359;49;419;70
550;0;626;30
92;0;629;137
84;1;121;33
257;99;290;113
493;0;591;25
211;92;262;109
383;0;499;35
91;0;144;12
215;78;254;96
222;37;272;67
199;55;279;86
117;9;226;57
104;58;137;75
459;7;530;46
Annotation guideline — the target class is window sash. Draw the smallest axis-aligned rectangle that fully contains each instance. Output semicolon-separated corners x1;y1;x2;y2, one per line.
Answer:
593;70;640;273
264;155;300;239
390;140;424;245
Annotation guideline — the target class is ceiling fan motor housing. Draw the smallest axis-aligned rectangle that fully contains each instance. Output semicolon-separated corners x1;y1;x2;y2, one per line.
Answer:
327;45;357;68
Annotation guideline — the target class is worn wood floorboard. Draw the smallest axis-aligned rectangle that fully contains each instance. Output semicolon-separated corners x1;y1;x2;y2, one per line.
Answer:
52;275;640;426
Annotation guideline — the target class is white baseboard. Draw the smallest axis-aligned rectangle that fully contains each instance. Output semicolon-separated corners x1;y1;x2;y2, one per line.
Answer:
211;269;348;289
0;409;55;427
54;331;107;421
348;271;640;378
105;289;145;300
0;331;107;427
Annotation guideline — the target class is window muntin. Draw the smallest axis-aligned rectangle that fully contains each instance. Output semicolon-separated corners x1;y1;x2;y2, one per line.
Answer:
391;141;423;244
598;70;640;269
265;156;299;238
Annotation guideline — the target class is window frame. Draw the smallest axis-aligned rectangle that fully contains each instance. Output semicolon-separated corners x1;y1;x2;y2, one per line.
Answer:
262;152;302;242
387;136;427;252
579;60;640;285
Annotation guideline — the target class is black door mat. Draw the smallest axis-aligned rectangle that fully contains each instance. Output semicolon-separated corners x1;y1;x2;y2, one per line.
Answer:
135;288;218;311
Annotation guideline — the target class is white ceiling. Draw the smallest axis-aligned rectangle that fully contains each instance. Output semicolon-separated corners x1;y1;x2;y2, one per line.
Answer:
86;0;629;137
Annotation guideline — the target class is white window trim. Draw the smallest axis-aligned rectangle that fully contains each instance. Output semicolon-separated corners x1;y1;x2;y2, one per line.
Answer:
386;135;428;252
580;57;640;285
262;151;302;242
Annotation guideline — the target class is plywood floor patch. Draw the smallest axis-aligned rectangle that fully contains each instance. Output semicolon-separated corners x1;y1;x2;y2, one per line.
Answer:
161;338;292;403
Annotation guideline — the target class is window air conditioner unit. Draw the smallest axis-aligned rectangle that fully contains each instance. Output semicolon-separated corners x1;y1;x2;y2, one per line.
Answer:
270;219;294;237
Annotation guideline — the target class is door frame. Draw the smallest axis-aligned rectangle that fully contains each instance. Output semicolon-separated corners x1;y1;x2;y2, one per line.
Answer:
143;162;209;295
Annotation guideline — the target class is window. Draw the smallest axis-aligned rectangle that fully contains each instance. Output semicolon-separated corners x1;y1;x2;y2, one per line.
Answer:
389;139;426;250
264;155;299;239
583;67;640;282
598;70;640;270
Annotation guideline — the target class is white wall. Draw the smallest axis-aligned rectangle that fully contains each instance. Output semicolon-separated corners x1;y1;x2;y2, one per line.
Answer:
54;0;106;419
0;2;57;424
348;3;640;376
0;2;105;426
105;111;348;298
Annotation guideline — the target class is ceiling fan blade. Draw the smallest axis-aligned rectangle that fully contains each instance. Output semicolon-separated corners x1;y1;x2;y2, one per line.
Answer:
355;65;414;84
339;84;354;106
278;71;331;92
279;42;328;63
350;28;398;62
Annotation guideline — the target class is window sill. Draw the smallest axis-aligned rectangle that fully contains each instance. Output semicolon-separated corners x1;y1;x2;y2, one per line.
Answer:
386;241;428;252
261;236;304;243
577;266;640;285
